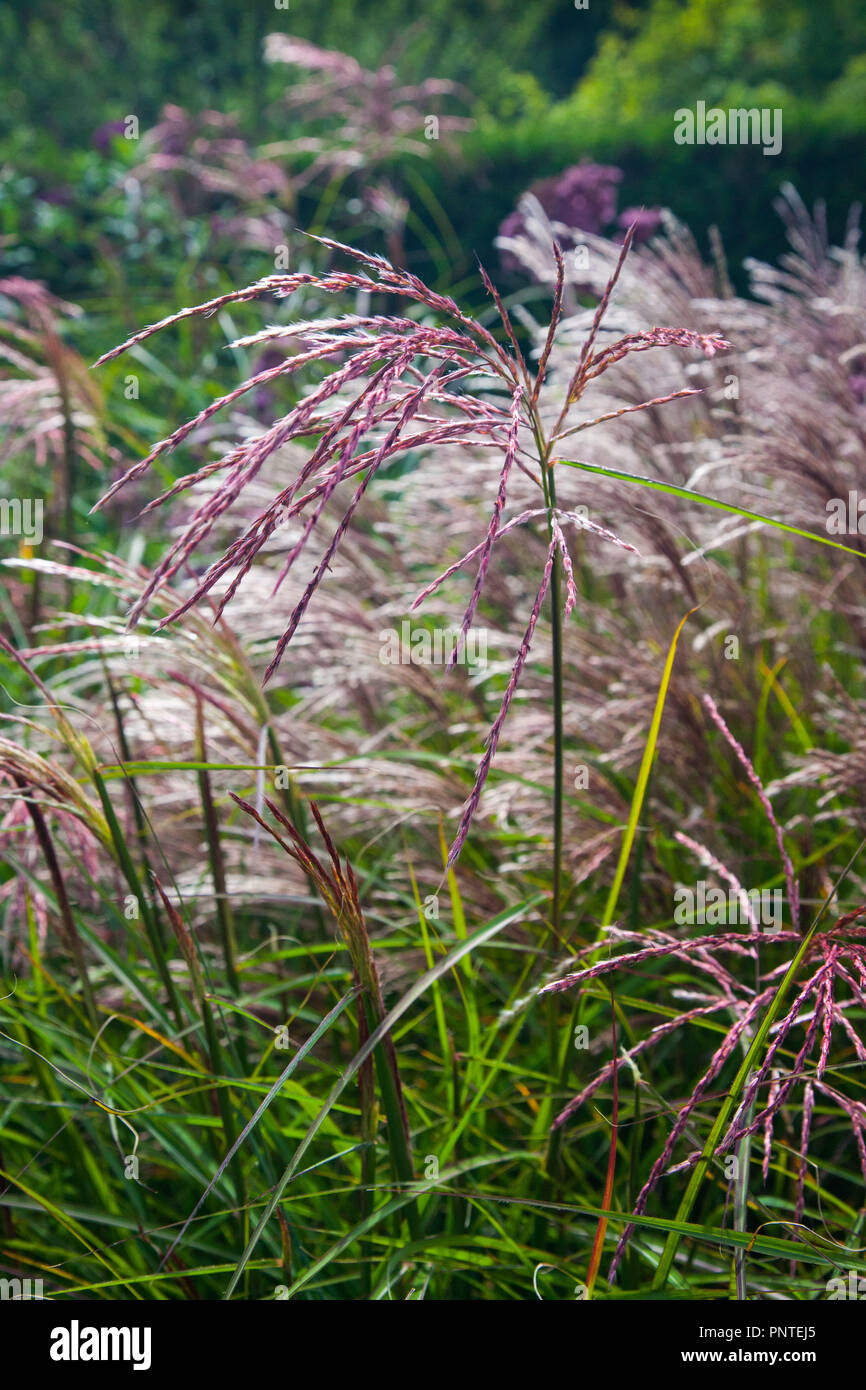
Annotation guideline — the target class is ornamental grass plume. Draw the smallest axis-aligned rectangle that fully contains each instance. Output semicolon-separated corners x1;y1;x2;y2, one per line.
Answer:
263;34;473;177
133;104;292;213
92;230;727;867
540;691;866;1287
229;792;417;1210
542;908;866;1284
262;34;473;263
0;277;117;494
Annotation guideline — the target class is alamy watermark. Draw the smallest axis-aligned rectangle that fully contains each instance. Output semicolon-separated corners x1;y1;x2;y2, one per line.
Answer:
825;1270;866;1299
0;1276;45;1300
49;1320;151;1371
379;620;487;669
826;491;866;535
0;497;43;545
674;102;782;156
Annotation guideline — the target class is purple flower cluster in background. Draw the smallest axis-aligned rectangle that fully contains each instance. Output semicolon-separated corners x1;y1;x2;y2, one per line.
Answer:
92;119;128;151
849;372;866;406
615;204;664;242
499;161;662;272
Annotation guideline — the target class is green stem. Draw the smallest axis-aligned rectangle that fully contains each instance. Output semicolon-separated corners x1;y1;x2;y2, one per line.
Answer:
541;459;564;945
15;779;98;1029
537;440;568;1195
733;1096;755;1299
195;699;240;995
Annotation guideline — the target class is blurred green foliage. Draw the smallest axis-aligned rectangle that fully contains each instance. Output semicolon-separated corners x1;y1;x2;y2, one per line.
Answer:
0;0;607;142
0;0;864;294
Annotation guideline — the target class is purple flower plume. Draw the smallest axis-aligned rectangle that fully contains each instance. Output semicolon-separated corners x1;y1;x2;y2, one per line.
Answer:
542;904;866;1284
93;232;727;866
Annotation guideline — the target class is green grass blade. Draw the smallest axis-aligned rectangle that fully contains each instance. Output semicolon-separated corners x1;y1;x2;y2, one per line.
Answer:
600;604;699;932
223;894;545;1298
556;458;866;559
